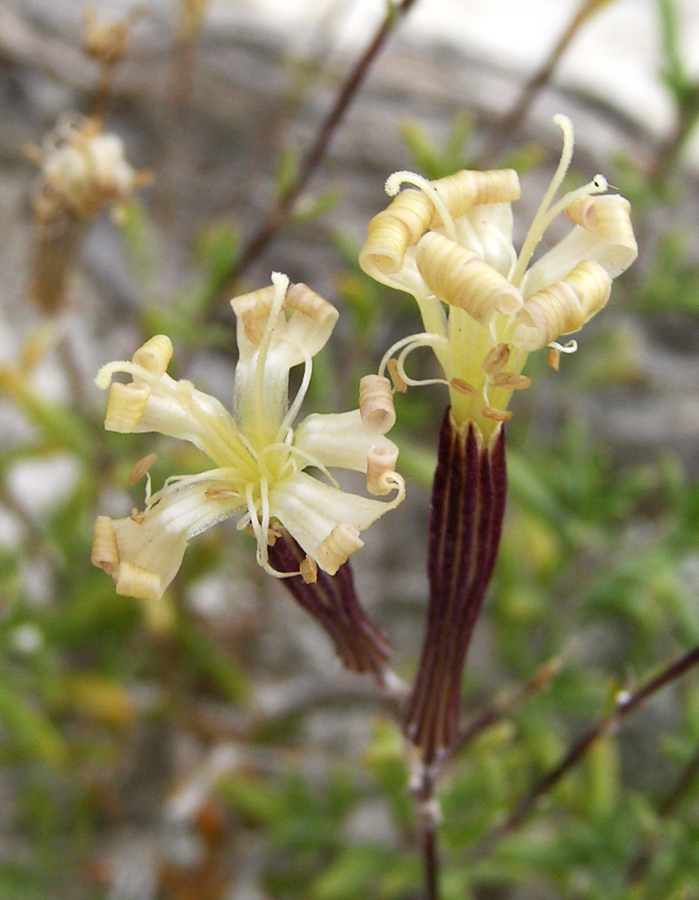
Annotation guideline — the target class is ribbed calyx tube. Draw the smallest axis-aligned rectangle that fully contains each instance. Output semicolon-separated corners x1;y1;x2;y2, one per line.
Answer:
405;410;507;764
267;531;392;677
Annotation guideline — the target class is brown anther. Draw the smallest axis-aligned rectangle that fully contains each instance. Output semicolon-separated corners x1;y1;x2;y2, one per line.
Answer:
546;348;561;372
300;556;318;584
130;508;146;524
128;452;156;484
386;358;407;393
450;377;479;397
482;343;510;375
489;372;531;390
205;484;240;500
482;407;513;422
267;527;282;547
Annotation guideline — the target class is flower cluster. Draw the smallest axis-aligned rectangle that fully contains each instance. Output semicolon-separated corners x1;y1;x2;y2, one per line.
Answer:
359;115;638;442
32;114;144;230
92;273;404;602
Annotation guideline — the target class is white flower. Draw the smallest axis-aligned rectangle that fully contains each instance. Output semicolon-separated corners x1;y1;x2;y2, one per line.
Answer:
359;115;638;440
34;114;142;226
92;273;404;601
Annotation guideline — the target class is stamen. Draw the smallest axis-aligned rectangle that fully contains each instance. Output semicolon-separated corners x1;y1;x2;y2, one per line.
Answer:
482;343;510;375
300;556;318;584
397;342;449;388
205;484;241;500
254;272;289;441
385;171;458;243
545;340;578;371
482;407;513;422
489;372;531;389
546;348;561;371
450;377;479;397
549;339;578;353
259;477;271;560
511;114;575;289
378;332;449;384
258;442;340;490
386;358;407;393
534;175;608;242
277;338;313;439
128;453;156;484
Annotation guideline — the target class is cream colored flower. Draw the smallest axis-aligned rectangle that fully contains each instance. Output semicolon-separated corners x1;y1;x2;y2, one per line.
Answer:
33;114;143;227
92;273;404;601
359;115;638;441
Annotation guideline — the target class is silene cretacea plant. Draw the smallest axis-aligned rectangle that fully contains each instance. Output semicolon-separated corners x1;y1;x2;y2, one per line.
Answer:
359;115;638;765
92;272;405;677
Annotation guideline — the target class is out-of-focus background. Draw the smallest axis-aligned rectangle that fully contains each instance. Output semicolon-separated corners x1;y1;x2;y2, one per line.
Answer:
2;1;699;898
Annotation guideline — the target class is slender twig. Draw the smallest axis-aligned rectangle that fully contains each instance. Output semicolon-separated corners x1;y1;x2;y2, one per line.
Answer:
214;0;419;303
423;826;439;900
411;764;442;900
450;653;564;757
471;642;699;857
477;0;612;163
626;737;699;885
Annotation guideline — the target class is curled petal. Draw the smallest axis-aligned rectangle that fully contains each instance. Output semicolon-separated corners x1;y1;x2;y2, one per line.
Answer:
98;361;253;471
270;471;404;574
294;409;400;474
232;279;338;438
416;231;522;324
92;515;119;574
132;335;173;375
231;280;338;369
360;190;435;277
91;475;246;600
359;169;520;281
315;524;364;572
514;259;612;350
565;195;638;276
114;561;163;602
366;443;400;495
429;168;520;223
522;193;637;295
359;375;396;433
104;381;151;432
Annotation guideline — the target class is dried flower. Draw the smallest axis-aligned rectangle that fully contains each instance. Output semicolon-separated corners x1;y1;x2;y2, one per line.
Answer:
32;114;144;231
359;114;638;442
92;273;404;601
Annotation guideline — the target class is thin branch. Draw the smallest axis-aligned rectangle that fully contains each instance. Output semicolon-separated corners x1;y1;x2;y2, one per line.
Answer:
451;653;564;757
478;0;613;163
216;0;420;301
412;764;442;900
471;642;699;857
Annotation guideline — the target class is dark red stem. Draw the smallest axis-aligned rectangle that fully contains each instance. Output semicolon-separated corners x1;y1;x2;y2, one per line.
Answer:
405;410;507;764
268;531;392;678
